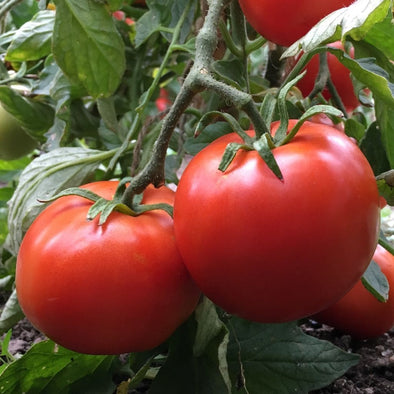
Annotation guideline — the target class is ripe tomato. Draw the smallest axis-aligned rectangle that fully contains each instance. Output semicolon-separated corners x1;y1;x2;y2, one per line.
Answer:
155;88;171;113
296;42;359;112
0;104;37;161
173;120;380;323
313;244;394;339
16;181;200;355
238;0;353;47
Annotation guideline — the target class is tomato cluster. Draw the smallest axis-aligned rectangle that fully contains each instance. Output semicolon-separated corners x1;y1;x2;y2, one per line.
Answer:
16;117;389;354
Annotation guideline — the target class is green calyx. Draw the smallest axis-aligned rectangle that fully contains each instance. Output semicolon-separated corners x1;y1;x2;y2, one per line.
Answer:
38;181;173;225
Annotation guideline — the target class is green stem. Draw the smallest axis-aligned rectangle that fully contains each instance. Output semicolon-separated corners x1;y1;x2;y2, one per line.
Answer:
219;19;242;58
378;237;394;256
245;36;266;55
230;0;250;92
308;52;329;98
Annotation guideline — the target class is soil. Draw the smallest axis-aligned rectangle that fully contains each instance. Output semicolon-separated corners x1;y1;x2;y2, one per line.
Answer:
1;315;393;393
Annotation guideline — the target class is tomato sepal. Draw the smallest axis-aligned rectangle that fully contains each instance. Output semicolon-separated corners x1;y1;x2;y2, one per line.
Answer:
277;105;344;146
253;133;283;180
38;184;174;225
218;142;251;172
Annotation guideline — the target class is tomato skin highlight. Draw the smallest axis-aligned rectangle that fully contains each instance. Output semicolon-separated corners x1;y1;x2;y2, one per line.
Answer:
313;244;394;339
173;120;380;323
16;181;200;355
238;0;353;47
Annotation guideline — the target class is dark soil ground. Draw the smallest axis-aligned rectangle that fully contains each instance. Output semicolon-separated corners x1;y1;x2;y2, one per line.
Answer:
3;315;394;393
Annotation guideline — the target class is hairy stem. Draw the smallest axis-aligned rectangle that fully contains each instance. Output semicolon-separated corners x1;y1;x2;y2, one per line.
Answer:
122;0;267;203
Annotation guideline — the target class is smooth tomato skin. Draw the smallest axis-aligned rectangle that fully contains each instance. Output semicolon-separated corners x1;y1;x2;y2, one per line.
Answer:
238;0;353;47
0;104;37;161
296;42;359;112
313;244;394;339
16;181;200;355
173;120;380;323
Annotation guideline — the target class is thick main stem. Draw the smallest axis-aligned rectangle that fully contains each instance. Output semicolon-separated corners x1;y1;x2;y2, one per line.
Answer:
122;0;226;202
122;0;266;204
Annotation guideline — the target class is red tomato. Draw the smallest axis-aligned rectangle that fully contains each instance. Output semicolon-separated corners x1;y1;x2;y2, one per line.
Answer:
173;120;380;323
16;181;200;355
155;88;171;113
238;0;353;47
296;41;359;112
313;244;394;339
112;10;125;21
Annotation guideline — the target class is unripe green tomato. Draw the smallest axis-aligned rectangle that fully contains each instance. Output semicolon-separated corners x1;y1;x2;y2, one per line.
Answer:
0;104;37;161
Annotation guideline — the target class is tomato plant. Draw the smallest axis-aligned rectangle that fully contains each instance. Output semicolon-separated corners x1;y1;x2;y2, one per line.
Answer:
238;0;353;47
313;244;394;339
16;181;201;355
296;41;360;111
173;120;380;323
0;104;37;161
0;0;393;392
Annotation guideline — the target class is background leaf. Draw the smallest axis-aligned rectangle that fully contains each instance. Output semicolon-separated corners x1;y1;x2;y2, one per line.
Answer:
362;260;390;302
0;290;24;335
149;300;231;394
6;147;113;254
52;0;125;98
0;86;54;138
227;319;360;394
284;0;391;56
5;10;55;62
0;340;118;394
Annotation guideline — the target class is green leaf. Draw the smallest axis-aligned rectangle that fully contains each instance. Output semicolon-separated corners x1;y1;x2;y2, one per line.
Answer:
376;170;394;206
360;122;390;176
5;10;55;62
6;147;114;254
0;86;54;136
284;0;391;57
363;9;394;61
375;98;394;168
0;207;8;245
227;319;360;393
52;0;125;98
327;50;394;106
0;340;118;394
218;142;246;172
0;290;24;335
135;0;196;47
184;121;233;155
344;118;366;142
0;157;30;184
362;259;390;302
253;134;283;180
149;300;231;394
212;58;246;89
10;0;40;28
